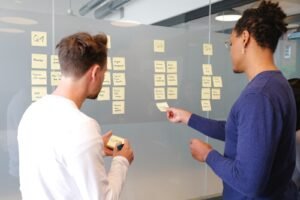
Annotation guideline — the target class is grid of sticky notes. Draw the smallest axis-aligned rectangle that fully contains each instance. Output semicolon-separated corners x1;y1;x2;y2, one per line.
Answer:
153;39;178;112
201;43;223;112
31;31;48;101
97;56;126;115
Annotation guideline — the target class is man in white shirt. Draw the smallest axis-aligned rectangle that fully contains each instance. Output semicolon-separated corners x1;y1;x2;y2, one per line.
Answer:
18;32;134;200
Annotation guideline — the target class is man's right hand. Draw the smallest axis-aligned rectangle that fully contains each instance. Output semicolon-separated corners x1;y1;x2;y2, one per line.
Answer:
166;107;192;125
113;139;134;164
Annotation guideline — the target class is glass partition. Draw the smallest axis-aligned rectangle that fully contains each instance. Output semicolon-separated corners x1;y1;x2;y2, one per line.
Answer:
1;0;300;199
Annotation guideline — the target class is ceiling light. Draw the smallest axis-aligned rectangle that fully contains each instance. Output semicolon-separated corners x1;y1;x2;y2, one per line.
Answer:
215;10;241;22
110;20;141;27
0;28;24;33
287;24;299;29
0;17;37;25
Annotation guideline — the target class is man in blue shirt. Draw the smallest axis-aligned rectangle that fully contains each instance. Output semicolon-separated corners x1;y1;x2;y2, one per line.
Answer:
166;1;297;199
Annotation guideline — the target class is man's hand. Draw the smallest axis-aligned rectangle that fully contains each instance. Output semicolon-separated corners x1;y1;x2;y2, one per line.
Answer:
102;130;113;156
113;139;134;164
190;138;213;162
166;107;192;125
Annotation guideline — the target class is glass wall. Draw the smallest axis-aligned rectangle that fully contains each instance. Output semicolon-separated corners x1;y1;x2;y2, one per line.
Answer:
1;0;300;199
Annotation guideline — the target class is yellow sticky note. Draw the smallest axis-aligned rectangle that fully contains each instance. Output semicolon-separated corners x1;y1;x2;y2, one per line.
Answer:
51;55;60;70
107;35;111;49
112;101;125;114
202;76;212;88
212;88;221;100
201;88;211;100
154;74;166;87
107;135;124;149
31;70;47;85
213;76;223;87
154;40;165;53
32;54;47;69
107;57;112;70
167;87;178;100
97;87;110;101
112;87;125;100
203;43;213;56
113;57;126;71
154;88;165;100
203;64;212;75
167;61;177;73
103;71;111;85
31;31;47;47
51;71;61;86
201;100;211;111
113;73;126;86
32;86;47;102
154;60;166;73
167;74;178;86
156;102;169;112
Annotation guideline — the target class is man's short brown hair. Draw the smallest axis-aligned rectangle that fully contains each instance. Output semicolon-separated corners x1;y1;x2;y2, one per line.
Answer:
56;32;107;78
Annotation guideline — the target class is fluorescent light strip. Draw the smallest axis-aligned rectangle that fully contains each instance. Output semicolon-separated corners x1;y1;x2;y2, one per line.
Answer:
0;28;24;33
0;17;37;25
215;14;241;22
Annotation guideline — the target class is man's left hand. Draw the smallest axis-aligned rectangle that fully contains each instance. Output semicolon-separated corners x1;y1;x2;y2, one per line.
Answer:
190;138;213;162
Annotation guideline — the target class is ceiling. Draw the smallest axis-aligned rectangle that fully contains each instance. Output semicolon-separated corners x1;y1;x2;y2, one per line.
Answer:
1;0;300;26
1;0;221;24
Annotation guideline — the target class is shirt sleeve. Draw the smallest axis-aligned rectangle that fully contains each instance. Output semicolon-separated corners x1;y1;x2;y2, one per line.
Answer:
206;93;282;197
64;119;129;200
188;114;226;141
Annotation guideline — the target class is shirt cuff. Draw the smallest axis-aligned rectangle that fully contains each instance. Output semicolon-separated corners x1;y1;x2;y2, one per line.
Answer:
205;149;221;166
187;113;198;128
113;156;130;168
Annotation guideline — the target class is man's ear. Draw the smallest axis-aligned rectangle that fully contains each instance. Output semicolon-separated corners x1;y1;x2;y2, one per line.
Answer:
242;30;250;48
90;64;100;80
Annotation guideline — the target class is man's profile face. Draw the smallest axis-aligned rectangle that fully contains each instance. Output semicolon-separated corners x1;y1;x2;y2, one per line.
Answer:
230;30;245;74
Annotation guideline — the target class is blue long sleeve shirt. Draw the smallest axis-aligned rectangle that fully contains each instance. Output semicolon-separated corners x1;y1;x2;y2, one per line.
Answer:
188;71;297;199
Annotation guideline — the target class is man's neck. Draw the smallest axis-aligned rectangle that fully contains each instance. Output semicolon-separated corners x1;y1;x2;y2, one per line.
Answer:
244;48;277;81
52;77;87;108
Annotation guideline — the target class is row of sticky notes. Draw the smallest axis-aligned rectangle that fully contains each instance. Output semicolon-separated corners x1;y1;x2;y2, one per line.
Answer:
201;88;221;100
202;76;223;88
154;87;177;100
154;74;178;86
103;72;126;86
154;60;177;73
97;87;125;101
31;70;62;86
32;54;60;70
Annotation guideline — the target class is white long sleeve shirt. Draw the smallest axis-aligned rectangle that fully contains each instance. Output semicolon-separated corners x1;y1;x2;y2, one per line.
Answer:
18;95;129;200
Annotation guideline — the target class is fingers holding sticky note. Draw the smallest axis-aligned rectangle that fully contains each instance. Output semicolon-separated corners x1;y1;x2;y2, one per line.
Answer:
107;135;125;150
156;102;169;112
